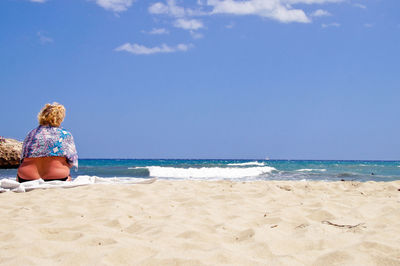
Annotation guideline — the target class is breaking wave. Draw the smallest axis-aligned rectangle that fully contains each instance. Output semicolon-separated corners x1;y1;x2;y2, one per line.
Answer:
296;169;327;172
130;166;276;179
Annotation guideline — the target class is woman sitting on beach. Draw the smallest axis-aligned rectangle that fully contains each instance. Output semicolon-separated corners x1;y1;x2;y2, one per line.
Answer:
17;103;78;183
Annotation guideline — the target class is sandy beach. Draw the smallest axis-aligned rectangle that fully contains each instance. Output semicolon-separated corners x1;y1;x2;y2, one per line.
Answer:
1;180;400;265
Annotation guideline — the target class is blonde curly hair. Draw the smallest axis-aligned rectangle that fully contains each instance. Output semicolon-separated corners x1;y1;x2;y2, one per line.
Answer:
37;102;66;127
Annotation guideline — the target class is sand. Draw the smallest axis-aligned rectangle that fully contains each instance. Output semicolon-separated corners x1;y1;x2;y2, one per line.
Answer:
0;180;400;265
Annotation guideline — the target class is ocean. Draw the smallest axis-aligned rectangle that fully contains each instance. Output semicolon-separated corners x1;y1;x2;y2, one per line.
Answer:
1;159;399;182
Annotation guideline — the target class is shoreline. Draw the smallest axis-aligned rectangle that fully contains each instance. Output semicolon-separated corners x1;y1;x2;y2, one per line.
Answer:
1;180;400;265
2;159;400;183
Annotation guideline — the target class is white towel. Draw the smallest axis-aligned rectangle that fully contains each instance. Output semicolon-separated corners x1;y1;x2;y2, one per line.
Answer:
0;176;156;193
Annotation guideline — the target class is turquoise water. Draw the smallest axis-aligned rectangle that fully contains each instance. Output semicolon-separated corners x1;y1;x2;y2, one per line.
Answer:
1;159;399;182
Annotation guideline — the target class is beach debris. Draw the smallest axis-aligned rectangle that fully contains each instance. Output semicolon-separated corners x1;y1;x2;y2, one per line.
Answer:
321;220;365;229
277;185;292;191
270;225;278;228
295;224;309;229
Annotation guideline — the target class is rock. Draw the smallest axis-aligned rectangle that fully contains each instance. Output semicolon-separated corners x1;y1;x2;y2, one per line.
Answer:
0;137;23;168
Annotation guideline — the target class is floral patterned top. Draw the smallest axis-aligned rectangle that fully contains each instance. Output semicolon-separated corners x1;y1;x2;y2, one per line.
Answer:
21;126;78;168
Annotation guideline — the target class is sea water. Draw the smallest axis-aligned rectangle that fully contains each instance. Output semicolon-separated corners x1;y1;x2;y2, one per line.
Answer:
1;159;399;182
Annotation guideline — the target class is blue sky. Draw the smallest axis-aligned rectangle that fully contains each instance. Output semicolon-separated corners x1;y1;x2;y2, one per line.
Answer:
0;0;399;160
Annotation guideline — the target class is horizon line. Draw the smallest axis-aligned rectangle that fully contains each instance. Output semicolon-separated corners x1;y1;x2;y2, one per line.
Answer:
77;158;400;162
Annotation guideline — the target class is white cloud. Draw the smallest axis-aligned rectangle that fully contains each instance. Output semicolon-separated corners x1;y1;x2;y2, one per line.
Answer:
206;0;311;23
147;28;170;34
149;0;203;17
174;18;204;30
93;0;134;12
148;0;345;24
190;31;204;39
311;9;331;17
149;1;183;17
321;22;340;28
30;0;47;3
37;32;53;44
115;43;192;55
353;3;366;9
283;0;343;3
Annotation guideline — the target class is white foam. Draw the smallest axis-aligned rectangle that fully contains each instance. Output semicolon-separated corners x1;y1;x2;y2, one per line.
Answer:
145;166;276;179
227;161;265;166
296;169;327;172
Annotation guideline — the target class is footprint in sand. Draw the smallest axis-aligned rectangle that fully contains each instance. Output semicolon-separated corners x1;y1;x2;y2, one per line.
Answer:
235;228;255;242
85;237;117;246
307;209;335;222
357;241;399;257
264;217;282;224
125;223;145;234
0;232;16;241
104;219;122;229
39;228;84;241
371;256;400;265
177;230;208;242
312;250;354;266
